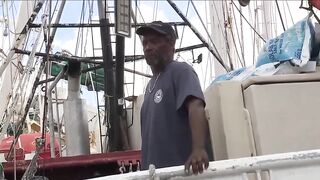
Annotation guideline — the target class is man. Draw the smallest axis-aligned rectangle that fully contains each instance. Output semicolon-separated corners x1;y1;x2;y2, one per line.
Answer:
136;21;209;175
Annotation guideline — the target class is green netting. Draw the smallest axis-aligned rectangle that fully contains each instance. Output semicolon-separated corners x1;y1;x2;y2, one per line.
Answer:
51;62;105;91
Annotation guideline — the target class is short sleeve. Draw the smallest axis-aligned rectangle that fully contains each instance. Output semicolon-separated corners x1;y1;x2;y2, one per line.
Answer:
174;63;205;111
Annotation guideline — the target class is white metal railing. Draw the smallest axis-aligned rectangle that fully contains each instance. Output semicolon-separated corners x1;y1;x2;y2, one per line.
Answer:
89;149;320;180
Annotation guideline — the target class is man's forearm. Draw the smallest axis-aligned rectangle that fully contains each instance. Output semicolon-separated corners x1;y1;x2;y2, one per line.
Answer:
187;98;208;150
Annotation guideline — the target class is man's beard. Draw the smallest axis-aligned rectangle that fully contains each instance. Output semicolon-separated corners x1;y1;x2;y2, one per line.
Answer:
146;55;165;67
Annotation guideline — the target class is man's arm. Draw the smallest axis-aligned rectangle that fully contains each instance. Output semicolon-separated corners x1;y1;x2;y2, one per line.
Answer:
184;96;209;175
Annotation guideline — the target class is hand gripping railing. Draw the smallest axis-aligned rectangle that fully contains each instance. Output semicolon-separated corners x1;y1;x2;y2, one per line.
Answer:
92;149;320;180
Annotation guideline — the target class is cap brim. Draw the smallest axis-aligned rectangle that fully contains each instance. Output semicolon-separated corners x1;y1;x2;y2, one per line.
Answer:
136;26;167;36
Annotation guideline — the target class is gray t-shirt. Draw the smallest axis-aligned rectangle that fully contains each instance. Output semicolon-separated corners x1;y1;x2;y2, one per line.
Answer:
140;61;205;169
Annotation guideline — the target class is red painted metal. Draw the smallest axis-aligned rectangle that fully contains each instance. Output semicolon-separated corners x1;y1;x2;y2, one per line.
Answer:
310;0;320;10
3;150;141;179
0;133;60;160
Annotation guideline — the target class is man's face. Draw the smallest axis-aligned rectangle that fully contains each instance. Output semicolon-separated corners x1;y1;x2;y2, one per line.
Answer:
142;33;173;68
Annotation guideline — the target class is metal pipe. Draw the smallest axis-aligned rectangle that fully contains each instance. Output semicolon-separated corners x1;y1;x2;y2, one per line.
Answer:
47;66;67;158
14;43;205;63
98;0;119;151
4;150;141;172
14;48;103;64
100;149;320;179
37;66;152;86
54;86;62;157
64;61;90;156
19;14;48;115
28;22;188;28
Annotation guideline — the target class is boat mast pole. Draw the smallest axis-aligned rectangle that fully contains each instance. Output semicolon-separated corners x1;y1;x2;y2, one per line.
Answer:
97;0;121;151
115;35;129;150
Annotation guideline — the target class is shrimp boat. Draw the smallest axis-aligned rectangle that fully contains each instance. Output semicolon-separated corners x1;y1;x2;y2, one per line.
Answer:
0;0;320;179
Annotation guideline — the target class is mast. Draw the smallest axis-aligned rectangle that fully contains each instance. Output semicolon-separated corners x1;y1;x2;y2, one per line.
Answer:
209;1;229;76
261;1;274;41
97;0;122;151
0;0;44;134
115;35;129;150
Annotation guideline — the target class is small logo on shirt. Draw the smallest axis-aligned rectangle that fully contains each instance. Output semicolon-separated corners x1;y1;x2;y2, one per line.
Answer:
154;89;163;103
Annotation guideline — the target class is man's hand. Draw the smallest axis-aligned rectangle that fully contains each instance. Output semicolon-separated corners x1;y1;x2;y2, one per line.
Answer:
185;148;209;175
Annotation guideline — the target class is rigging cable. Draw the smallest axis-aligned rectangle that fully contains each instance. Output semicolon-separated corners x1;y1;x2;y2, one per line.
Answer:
231;2;246;66
281;1;289;30
212;1;236;65
80;0;89;57
152;0;159;21
88;0;104;152
251;2;257;65
227;5;245;68
203;0;209;87
75;0;87;56
202;0;213;87
177;0;190;60
88;0;104;153
4;0;11;47
190;1;206;87
12;71;16;180
136;4;146;23
42;0;58;145
206;2;214;85
181;0;196;66
167;0;230;71
221;0;234;70
271;3;278;36
192;0;224;65
8;0;16;36
227;1;245;68
178;0;190;49
20;0;60;118
82;3;93;87
239;4;245;65
2;2;33;150
285;0;295;25
83;1;92;86
5;1;46;172
261;1;270;40
126;0;140;128
231;0;266;43
7;11;17;178
226;1;245;68
2;0;49;133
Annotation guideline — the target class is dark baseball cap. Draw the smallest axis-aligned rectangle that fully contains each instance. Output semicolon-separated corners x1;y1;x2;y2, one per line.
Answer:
136;21;176;41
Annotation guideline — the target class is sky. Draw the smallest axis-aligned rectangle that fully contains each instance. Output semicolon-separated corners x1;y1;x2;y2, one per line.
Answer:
0;0;317;105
